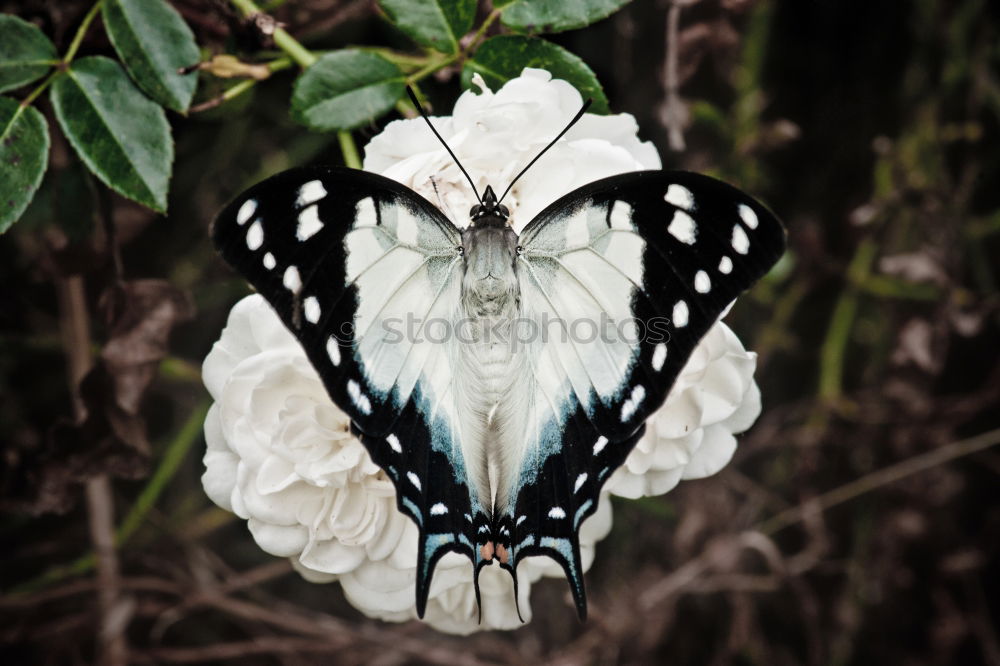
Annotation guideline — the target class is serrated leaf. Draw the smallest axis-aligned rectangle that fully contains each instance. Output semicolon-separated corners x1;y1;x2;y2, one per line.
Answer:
102;0;200;112
500;0;631;33
0;96;49;233
463;36;609;114
0;15;58;93
50;57;173;213
291;50;405;131
377;0;476;53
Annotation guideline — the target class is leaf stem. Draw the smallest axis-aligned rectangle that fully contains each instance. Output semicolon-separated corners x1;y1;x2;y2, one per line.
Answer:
19;71;58;108
468;9;501;52
19;0;105;109
404;8;501;86
338;131;361;169
116;401;210;543
189;57;293;113
228;0;316;68
818;238;877;402
63;0;104;65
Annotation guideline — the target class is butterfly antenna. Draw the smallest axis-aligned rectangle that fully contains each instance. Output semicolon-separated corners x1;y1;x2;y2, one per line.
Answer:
497;97;593;205
406;86;482;204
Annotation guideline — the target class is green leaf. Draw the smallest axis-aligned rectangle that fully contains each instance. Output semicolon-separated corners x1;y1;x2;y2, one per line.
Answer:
102;0;200;112
500;0;631;34
0;15;58;93
291;50;406;131
377;0;476;53
50;57;173;213
463;36;609;113
0;97;49;233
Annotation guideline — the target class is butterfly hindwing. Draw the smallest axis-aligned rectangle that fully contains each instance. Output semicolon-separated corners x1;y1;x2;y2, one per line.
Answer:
500;170;785;616
212;167;490;617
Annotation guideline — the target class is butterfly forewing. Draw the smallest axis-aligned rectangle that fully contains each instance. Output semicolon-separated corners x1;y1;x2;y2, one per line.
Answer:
499;170;785;616
212;167;491;617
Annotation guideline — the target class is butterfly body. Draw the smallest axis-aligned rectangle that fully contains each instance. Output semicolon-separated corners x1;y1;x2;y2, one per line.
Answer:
213;164;785;621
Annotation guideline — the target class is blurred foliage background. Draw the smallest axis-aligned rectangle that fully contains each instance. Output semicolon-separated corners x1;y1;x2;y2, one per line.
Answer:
2;0;1000;664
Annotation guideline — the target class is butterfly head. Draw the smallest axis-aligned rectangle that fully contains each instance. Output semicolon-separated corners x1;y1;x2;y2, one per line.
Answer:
469;185;510;224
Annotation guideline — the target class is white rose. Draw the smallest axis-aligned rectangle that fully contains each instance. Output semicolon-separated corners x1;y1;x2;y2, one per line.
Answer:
605;323;762;499
202;293;613;633
364;68;660;230
202;67;764;633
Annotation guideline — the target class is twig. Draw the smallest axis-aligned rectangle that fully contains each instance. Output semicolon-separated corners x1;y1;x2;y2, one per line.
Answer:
8;402;210;596
137;637;355;663
757;426;1000;535
662;0;686;151
85;478;130;666
56;269;128;665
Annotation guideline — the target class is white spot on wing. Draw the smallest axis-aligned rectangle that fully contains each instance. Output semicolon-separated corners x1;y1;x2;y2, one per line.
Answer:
303;296;320;323
667;209;697;244
296;180;327;207
236;199;257;225
719;256;733;274
665;184;695;211
245;220;263;250
263;252;276;270
738;203;759;229
516;515;526;527
652;342;667;371
386;433;401;453
283;265;301;292
347;379;371;415
296;204;324;241
548;507;566;519
609;200;634;230
574;473;588;493
406;471;421;491
673;300;689;328
620;384;646;421
326;336;341;366
731;224;750;254
593;436;608;455
430;502;447;515
355;197;376;228
694;270;711;293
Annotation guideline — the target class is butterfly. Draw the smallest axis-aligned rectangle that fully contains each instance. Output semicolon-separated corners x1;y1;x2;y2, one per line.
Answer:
212;90;785;622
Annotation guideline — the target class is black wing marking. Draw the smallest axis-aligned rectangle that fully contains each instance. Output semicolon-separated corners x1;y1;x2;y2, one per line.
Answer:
212;166;490;617
502;170;785;618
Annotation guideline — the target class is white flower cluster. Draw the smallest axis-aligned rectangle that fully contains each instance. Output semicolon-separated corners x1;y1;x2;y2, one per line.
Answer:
202;69;760;634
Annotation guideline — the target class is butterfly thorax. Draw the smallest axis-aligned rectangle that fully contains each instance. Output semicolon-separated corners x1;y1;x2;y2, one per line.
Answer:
460;186;519;321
